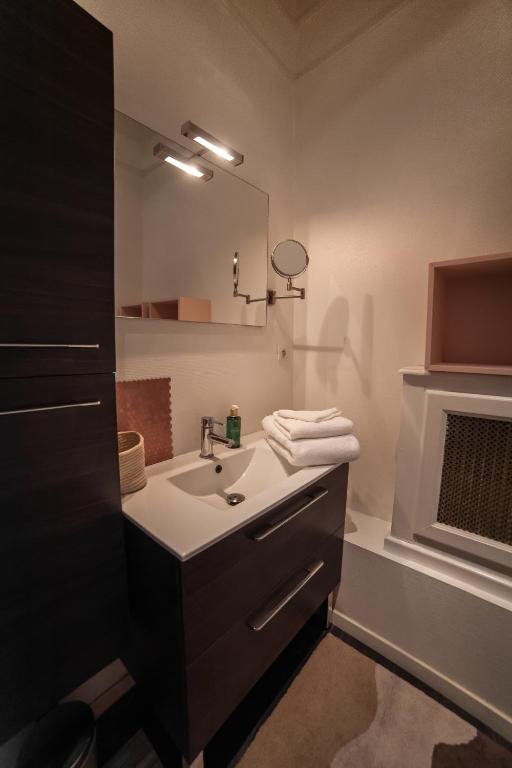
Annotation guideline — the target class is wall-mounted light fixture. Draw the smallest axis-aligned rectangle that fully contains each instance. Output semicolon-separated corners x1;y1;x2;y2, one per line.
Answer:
153;142;214;181
181;121;244;166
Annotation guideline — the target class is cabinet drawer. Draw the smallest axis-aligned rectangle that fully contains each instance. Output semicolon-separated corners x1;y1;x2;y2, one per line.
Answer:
0;374;127;742
185;534;342;756
181;464;347;662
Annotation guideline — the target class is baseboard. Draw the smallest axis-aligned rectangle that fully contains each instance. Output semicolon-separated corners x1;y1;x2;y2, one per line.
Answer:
332;609;512;743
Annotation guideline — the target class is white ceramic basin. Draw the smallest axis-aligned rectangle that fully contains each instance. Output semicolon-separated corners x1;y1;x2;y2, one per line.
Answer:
169;442;299;510
122;431;338;560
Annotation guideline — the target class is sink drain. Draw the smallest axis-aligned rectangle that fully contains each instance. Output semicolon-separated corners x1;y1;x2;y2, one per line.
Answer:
226;492;245;506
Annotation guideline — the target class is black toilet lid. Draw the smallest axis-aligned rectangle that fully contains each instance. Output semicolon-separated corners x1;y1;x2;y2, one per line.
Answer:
16;702;94;768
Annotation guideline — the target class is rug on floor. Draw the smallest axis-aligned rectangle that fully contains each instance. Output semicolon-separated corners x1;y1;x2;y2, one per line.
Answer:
237;633;512;768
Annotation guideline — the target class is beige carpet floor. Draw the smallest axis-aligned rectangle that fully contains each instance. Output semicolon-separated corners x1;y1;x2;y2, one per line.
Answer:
237;634;512;768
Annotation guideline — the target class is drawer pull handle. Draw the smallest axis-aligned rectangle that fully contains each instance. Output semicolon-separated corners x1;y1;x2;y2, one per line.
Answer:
0;401;101;417
248;560;325;632
0;343;100;349
251;488;329;542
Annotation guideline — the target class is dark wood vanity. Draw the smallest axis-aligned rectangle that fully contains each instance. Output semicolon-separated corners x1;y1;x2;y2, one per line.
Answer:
124;463;348;764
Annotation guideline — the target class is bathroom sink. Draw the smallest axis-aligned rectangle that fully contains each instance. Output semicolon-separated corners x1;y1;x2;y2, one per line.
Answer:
122;431;339;560
168;441;299;509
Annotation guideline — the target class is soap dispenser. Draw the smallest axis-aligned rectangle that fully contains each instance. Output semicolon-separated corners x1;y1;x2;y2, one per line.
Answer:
226;405;241;448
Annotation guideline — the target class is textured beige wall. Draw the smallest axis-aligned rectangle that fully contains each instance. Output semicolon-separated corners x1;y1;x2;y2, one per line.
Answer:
293;0;512;519
75;0;295;454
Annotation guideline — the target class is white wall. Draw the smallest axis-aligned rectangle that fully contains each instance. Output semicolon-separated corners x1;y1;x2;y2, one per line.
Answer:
293;0;512;520
76;0;295;454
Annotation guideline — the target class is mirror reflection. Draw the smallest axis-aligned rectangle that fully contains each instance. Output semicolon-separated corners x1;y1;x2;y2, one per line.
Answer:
115;112;268;326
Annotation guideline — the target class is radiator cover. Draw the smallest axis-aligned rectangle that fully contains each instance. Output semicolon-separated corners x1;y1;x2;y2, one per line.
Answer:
437;414;512;546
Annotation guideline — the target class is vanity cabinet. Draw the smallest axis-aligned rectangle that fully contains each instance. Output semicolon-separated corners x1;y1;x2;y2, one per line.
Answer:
124;463;348;763
0;0;115;377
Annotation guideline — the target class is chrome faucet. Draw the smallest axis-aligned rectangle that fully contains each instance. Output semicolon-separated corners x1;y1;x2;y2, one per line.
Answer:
200;416;234;458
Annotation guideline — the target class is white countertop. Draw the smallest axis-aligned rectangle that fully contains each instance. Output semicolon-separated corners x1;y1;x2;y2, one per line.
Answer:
122;431;338;561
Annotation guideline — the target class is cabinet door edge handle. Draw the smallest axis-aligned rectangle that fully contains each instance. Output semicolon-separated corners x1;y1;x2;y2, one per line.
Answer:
248;560;325;631
251;488;329;542
0;401;101;416
0;343;100;349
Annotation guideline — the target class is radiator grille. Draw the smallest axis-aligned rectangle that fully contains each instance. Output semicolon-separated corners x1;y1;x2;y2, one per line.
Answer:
437;413;512;546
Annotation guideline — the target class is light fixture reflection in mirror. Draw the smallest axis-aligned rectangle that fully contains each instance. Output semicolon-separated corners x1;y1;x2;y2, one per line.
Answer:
153;142;214;181
233;240;309;306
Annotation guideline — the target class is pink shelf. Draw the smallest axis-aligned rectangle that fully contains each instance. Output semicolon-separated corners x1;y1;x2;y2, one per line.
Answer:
148;297;212;323
118;303;149;318
118;298;212;323
425;252;512;376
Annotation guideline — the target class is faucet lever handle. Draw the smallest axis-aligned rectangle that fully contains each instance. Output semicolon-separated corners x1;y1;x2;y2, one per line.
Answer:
201;416;223;430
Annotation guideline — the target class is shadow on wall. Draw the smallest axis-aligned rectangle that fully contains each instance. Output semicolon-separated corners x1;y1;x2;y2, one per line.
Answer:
343;294;374;399
294;294;374;400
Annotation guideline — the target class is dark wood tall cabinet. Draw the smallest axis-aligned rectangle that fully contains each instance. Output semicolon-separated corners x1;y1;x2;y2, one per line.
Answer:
0;0;127;744
0;0;115;377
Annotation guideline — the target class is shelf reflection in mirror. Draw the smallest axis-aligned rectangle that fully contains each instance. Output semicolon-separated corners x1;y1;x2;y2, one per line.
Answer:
115;111;268;327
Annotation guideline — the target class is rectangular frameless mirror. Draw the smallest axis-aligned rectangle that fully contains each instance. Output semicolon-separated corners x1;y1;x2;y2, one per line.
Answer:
115;111;268;327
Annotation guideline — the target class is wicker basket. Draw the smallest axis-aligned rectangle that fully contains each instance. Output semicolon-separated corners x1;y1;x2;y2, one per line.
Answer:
118;431;147;494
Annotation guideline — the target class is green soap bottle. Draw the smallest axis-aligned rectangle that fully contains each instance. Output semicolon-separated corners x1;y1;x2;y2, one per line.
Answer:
226;404;241;448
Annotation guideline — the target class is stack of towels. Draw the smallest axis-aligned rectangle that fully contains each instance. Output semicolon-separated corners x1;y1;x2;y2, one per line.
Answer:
262;408;360;467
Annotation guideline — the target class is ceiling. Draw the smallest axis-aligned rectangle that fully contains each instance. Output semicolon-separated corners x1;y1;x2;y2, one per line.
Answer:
225;0;408;77
277;0;326;24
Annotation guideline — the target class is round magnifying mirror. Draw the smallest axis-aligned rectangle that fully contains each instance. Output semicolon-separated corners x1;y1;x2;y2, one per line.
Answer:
271;239;309;279
233;252;239;291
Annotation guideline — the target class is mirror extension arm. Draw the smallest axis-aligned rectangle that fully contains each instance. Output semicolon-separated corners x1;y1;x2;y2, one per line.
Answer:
268;279;306;305
233;286;269;304
233;250;306;306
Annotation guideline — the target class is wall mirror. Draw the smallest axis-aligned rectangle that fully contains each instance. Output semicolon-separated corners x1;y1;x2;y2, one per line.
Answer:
115;112;269;326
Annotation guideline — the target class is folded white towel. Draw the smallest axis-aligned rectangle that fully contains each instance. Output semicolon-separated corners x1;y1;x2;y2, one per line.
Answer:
274;414;353;441
266;435;360;467
274;408;341;423
262;415;360;467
